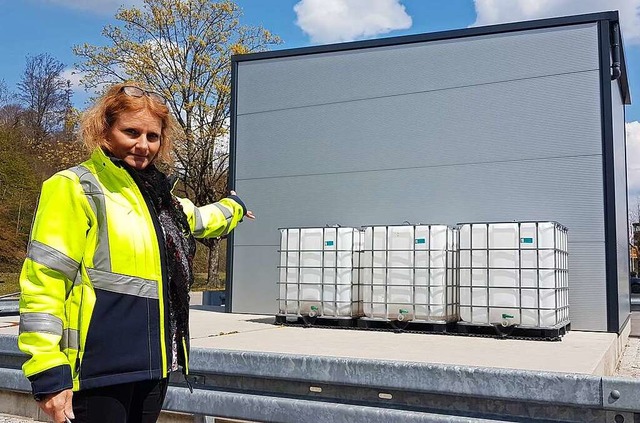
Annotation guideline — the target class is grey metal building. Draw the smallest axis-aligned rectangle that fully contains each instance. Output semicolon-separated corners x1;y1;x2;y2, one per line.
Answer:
227;12;631;332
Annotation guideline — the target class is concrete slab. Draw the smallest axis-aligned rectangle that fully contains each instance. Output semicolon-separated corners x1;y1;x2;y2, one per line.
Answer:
0;310;621;376
186;311;617;375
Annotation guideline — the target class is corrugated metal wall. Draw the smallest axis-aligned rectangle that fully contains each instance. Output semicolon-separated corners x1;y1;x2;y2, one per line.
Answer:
232;23;613;330
612;77;631;326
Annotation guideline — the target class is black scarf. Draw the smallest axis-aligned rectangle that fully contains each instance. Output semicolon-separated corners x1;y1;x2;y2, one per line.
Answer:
126;164;196;359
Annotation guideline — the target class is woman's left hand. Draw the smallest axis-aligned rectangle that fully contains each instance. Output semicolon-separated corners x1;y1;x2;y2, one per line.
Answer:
230;191;255;219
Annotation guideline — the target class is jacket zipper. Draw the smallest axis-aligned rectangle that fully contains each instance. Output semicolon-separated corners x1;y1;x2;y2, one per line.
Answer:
75;265;85;377
181;336;193;392
124;168;171;377
75;286;83;375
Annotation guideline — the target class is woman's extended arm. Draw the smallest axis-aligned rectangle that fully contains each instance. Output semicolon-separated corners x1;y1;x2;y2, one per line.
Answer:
177;193;252;239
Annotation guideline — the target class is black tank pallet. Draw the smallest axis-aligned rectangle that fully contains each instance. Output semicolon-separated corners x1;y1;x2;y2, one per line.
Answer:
275;314;358;328
455;322;571;341
274;315;570;341
357;318;456;334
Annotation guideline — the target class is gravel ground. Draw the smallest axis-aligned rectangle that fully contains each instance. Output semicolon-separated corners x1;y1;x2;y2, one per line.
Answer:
616;336;640;378
0;414;33;423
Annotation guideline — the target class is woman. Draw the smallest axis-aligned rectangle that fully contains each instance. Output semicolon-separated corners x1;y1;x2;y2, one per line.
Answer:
18;82;253;422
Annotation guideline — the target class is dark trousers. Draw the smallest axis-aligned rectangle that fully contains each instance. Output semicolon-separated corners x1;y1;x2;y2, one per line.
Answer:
71;378;169;423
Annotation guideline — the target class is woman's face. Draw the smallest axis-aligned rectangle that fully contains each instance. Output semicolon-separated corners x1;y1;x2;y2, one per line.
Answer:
105;108;162;170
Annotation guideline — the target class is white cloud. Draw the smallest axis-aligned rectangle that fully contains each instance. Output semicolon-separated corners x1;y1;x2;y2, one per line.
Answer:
60;69;84;90
59;69;103;108
42;0;142;15
294;0;412;44
473;0;640;44
628;122;640;198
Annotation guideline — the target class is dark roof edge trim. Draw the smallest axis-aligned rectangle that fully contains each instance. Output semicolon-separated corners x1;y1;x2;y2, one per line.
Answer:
232;11;629;104
616;23;632;104
233;11;618;62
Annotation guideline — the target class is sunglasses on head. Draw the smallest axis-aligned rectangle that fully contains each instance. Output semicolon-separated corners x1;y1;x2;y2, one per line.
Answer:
120;85;167;105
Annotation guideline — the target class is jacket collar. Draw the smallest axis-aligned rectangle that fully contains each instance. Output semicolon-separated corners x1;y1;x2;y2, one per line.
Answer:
90;148;122;171
88;148;138;190
89;148;174;191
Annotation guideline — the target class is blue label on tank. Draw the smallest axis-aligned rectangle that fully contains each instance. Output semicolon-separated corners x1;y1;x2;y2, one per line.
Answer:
325;240;334;246
520;237;534;244
415;238;426;244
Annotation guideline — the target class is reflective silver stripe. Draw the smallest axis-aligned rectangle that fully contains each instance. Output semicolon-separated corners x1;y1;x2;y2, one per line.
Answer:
27;240;79;282
214;203;233;236
87;268;158;299
19;313;63;336
193;206;205;237
73;270;82;286
68;165;111;272
60;328;79;350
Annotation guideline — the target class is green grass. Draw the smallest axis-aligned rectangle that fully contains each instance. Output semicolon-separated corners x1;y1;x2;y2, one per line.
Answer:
0;273;20;297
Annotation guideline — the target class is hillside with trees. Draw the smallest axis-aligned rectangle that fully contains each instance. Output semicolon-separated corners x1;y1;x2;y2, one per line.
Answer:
0;54;86;274
1;0;281;290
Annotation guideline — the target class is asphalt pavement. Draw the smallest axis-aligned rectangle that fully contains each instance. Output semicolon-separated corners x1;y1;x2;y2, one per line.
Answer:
631;293;640;312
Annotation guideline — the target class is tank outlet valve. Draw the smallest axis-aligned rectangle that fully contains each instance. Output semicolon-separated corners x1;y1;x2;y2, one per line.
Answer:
500;313;515;327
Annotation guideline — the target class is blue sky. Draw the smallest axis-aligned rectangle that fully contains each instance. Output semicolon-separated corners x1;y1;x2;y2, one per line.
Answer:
0;1;637;113
1;0;640;192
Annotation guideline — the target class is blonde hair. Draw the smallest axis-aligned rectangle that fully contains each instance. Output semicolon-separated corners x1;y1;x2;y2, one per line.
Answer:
80;82;182;166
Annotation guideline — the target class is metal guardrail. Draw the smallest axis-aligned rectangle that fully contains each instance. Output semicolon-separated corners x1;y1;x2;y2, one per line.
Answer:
0;301;19;316
0;334;638;422
164;385;511;423
0;367;507;423
0;292;19;316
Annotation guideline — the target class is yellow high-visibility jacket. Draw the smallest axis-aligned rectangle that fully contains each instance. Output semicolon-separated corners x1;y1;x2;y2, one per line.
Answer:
18;148;245;397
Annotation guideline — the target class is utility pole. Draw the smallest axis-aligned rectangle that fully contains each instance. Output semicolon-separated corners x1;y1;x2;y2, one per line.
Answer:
633;223;640;276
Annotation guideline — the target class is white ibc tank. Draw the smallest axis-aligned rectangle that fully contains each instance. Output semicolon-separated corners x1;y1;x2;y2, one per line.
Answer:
278;227;362;318
360;225;458;322
458;221;569;328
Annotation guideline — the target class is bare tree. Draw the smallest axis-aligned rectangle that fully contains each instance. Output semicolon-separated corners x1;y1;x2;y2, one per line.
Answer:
74;0;281;287
0;80;25;130
0;105;25;130
17;54;70;142
630;195;640;243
